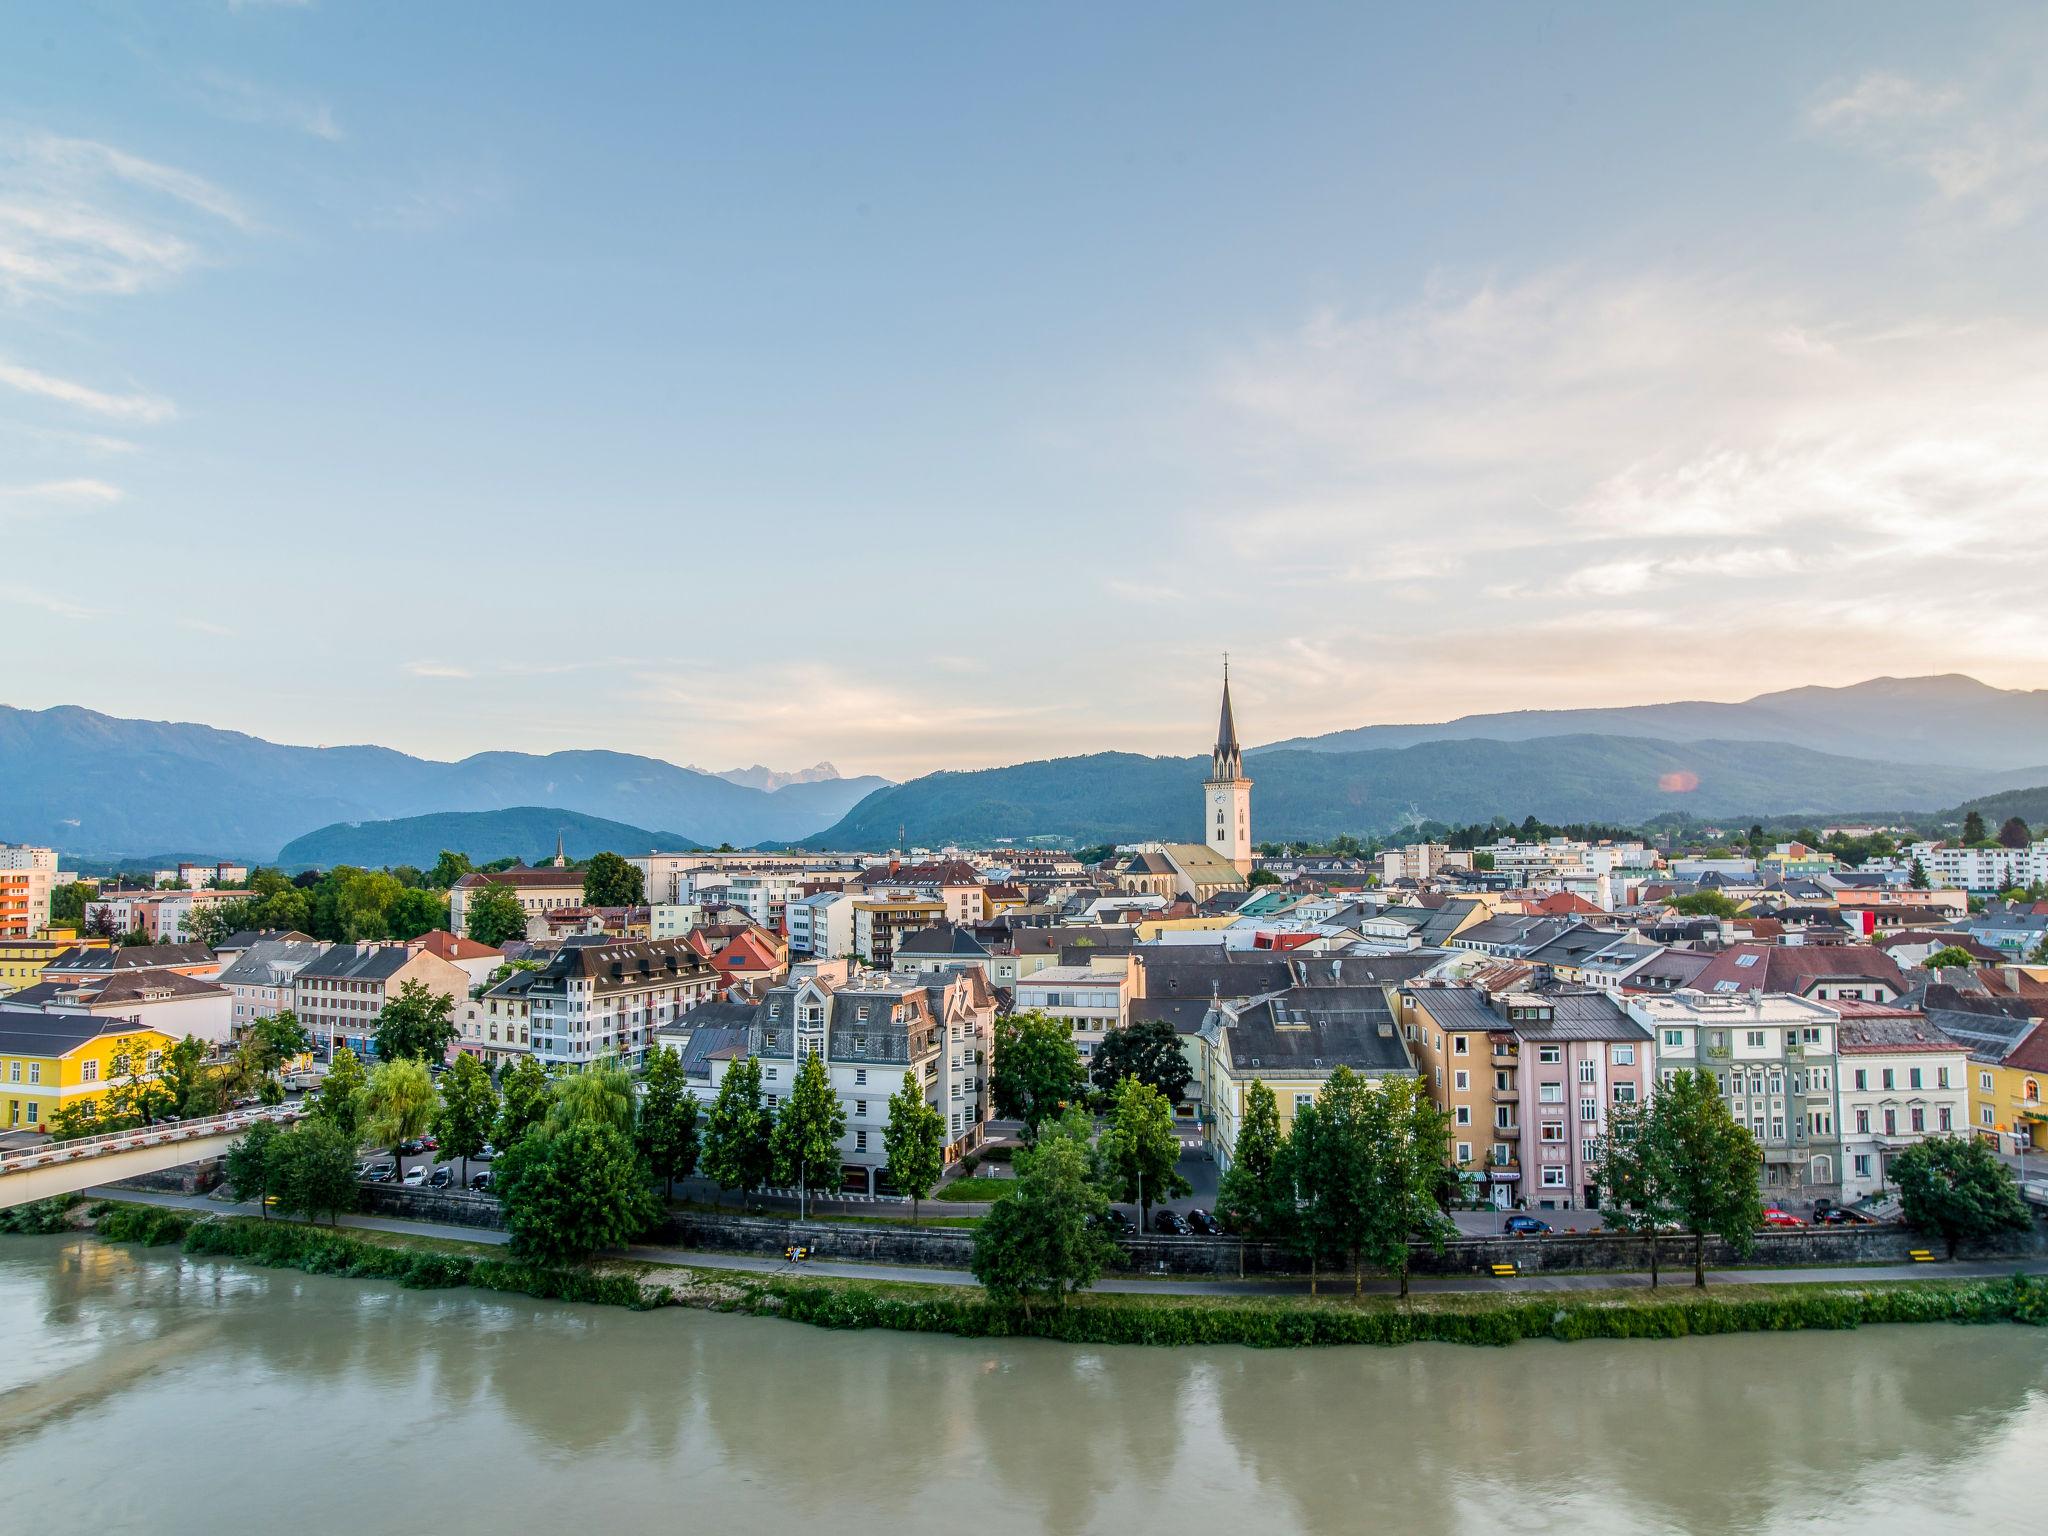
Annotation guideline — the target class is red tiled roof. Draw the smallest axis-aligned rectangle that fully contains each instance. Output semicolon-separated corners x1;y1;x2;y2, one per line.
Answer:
418;929;502;961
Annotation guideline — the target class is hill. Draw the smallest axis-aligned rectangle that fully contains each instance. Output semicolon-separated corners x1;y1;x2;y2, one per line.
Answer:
275;808;701;870
1258;675;2048;770
0;704;888;859
806;736;2048;849
1945;786;2048;835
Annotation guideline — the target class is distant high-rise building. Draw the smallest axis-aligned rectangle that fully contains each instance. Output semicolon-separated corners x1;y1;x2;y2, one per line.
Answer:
1203;663;1253;877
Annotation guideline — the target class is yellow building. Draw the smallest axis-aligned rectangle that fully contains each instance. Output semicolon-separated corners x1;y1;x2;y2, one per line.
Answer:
1970;1041;2048;1153
0;1011;178;1131
0;936;101;998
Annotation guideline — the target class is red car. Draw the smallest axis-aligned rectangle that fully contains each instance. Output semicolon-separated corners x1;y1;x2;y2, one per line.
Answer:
1760;1208;1805;1229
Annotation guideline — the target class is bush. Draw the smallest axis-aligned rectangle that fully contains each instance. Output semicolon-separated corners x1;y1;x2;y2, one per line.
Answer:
979;1145;1014;1163
0;1196;80;1234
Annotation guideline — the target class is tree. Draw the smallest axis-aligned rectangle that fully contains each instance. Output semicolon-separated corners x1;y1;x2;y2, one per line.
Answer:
386;888;448;941
1246;868;1282;887
1656;1069;1764;1287
312;1046;367;1142
1923;945;1981;971
428;850;475;890
1596;1094;1674;1287
548;1059;636;1136
224;1119;283;1212
1669;890;1739;919
637;1046;701;1198
701;1057;774;1206
162;1035;218;1118
1963;810;1989;845
1890;1136;2032;1258
882;1070;945;1224
243;1010;311;1093
494;1056;555;1148
772;1052;847;1219
464;883;530;947
1097;1076;1188;1231
1999;816;2033;849
268;1121;360;1224
1283;1067;1377;1294
50;880;93;928
494;1118;662;1264
1356;1075;1454;1299
990;1011;1089;1139
1216;1080;1292;1245
372;979;458;1064
1909;857;1931;890
434;1053;498;1186
970;1125;1117;1313
359;1058;438;1176
582;851;645;908
1088;1020;1193;1108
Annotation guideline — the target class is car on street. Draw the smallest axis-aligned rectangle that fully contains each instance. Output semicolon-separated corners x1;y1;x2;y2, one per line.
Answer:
1760;1208;1805;1228
1503;1215;1553;1236
1093;1209;1135;1235
1185;1208;1223;1235
1152;1209;1193;1236
476;1142;496;1161
427;1167;453;1190
402;1165;429;1187
1814;1207;1874;1226
362;1161;397;1182
468;1171;493;1192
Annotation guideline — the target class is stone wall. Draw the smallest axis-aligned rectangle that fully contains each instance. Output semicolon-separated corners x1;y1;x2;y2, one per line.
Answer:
356;1184;506;1230
111;1158;224;1196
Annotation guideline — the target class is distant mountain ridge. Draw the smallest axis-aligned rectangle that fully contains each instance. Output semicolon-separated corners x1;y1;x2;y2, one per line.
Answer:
1256;675;2048;770
276;808;701;870
0;705;887;859
697;762;844;792
806;736;2048;850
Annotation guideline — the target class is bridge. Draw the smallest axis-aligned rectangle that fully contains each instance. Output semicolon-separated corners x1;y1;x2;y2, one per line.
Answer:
0;1106;303;1209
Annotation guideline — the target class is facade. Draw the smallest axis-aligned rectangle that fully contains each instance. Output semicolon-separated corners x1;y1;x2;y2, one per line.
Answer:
851;897;946;967
786;889;855;957
416;930;505;991
464;967;539;1065
1626;990;1843;1199
82;887;244;944
1201;665;1254;877
0;937;96;997
1010;962;1136;1064
6;970;233;1046
1688;944;1909;1004
215;939;329;1035
293;942;472;1058
524;936;721;1072
1901;840;2048;895
0;1008;178;1131
450;867;587;941
0;843;57;940
1833;1008;1972;1202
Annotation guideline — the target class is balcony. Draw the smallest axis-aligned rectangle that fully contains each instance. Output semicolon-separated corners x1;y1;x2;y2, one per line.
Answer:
1494;1085;1519;1101
1704;1045;1732;1059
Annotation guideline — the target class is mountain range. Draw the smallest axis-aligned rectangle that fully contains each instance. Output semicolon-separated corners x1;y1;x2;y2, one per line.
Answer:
693;762;845;792
0;705;887;859
275;808;701;870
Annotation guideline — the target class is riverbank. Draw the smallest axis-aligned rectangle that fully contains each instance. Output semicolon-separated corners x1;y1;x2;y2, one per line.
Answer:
47;1199;2048;1349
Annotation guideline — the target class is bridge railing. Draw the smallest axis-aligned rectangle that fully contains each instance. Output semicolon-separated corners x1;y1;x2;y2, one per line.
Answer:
0;1106;303;1174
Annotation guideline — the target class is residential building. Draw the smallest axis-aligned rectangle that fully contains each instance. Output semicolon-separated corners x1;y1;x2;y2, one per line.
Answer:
1900;840;2048;895
787;889;856;957
1689;943;1909;1004
852;896;946;967
1930;1000;2048;1153
1202;986;1417;1172
215;939;329;1035
7;970;234;1046
1626;990;1842;1199
42;943;220;985
82;886;246;944
524;936;721;1072
0;1008;178;1130
1011;960;1137;1064
1960;902;2048;957
293;941;472;1058
464;967;540;1066
0;936;99;997
894;923;997;983
1379;843;1474;883
152;860;250;890
0;844;58;940
1833;1005;1971;1202
417;930;506;991
449;866;587;941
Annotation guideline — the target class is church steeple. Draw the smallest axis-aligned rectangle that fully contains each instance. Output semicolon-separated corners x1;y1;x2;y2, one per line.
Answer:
1212;658;1243;781
553;830;566;869
1202;658;1253;878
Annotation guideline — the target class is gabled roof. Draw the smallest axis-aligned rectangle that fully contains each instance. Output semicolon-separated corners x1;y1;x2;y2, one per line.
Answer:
1689;943;1908;996
1215;987;1412;1075
418;929;503;962
895;922;991;959
215;940;329;988
47;943;212;974
0;1006;172;1058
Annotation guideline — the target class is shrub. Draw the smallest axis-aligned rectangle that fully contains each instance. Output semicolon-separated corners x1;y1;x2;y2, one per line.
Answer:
0;1195;80;1234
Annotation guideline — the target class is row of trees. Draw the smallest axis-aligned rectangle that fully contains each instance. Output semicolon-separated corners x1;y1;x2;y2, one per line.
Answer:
49;1011;317;1140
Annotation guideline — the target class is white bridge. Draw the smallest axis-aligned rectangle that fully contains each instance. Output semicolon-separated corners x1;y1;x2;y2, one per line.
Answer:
0;1107;303;1209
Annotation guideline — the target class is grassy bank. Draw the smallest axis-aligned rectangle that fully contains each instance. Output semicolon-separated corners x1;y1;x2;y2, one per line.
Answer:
59;1202;2048;1348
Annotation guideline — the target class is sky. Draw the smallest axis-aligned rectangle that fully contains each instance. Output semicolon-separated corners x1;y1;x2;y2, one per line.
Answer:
5;2;2048;782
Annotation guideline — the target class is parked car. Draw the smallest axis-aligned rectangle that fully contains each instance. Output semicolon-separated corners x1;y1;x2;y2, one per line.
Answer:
427;1168;453;1190
402;1165;429;1187
1503;1215;1553;1236
362;1162;397;1183
1814;1207;1875;1226
1185;1208;1223;1235
468;1171;493;1193
1093;1209;1135;1235
398;1136;439;1155
476;1142;496;1161
1152;1209;1193;1236
1760;1208;1805;1229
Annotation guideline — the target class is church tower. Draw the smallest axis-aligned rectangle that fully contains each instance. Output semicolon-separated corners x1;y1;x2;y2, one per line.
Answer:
1203;661;1254;876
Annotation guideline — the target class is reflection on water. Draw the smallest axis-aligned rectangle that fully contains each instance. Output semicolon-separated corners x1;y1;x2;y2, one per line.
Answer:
1;1234;2044;1536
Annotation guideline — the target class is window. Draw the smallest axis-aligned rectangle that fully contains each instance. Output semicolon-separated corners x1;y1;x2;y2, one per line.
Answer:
1856;1108;1870;1133
854;1068;867;1086
855;1099;867;1117
5;1063;14;1083
1453;1035;1469;1056
1612;1082;1637;1104
1663;1029;1684;1048
1938;1066;1952;1090
1854;1069;1868;1091
1455;1106;1472;1125
1496;1070;1511;1092
1540;1122;1565;1143
1611;1044;1635;1066
1538;1046;1562;1064
1854;1154;1872;1177
1456;1141;1472;1163
1541;1167;1567;1188
1883;1109;1897;1135
1939;1106;1953;1131
1881;1068;1896;1091
1579;1099;1597;1122
766;1094;778;1109
1983;1106;1996;1126
1539;1082;1564;1103
1982;1070;1995;1092
1746;1030;1766;1049
80;1061;95;1083
855;1130;867;1152
1295;1094;1314;1112
1578;1061;1596;1083
1453;1070;1469;1091
764;1067;778;1082
1495;1106;1515;1130
2029;1079;2042;1104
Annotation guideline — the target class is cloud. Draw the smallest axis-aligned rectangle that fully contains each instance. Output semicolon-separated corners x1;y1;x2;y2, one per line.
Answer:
0;131;253;303
0;358;174;422
190;69;343;142
1808;66;2048;229
179;618;236;637
5;590;105;621
402;660;474;680
0;477;123;505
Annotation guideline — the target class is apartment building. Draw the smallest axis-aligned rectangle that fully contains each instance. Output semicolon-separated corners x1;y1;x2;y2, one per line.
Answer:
464;968;539;1066
786;889;855;957
0;844;58;940
0;1007;179;1131
852;896;946;967
1833;1005;1972;1202
449;867;587;941
524;936;720;1073
1900;840;2048;895
1011;960;1136;1064
8;970;233;1045
215;939;329;1034
294;941;471;1059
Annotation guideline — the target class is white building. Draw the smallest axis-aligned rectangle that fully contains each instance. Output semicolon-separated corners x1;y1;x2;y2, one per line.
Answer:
1901;840;2048;895
215;939;329;1034
1011;962;1135;1064
786;890;855;957
523;936;721;1072
1834;1010;1972;1204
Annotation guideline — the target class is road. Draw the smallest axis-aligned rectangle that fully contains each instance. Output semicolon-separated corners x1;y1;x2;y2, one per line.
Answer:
83;1186;2048;1300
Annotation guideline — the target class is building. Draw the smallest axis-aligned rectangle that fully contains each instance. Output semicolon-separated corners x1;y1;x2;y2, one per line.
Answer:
449;866;588;941
1201;986;1416;1172
41;943;219;985
0;936;100;997
293;941;472;1059
1901;840;2048;895
6;970;234;1046
215;939;329;1035
1689;944;1909;1004
705;961;996;1191
1113;843;1248;904
786;889;855;957
464;967;540;1066
1201;664;1254;877
1011;961;1137;1066
1960;902;2048;957
524;936;721;1072
1379;843;1474;884
1625;990;1842;1199
1833;1005;1971;1202
82;887;246;944
0;1008;178;1131
852;896;946;968
152;860;250;890
0;844;59;940
894;923;997;984
416;929;506;991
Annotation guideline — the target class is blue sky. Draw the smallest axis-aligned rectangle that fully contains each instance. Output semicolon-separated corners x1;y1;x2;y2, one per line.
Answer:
5;2;2046;780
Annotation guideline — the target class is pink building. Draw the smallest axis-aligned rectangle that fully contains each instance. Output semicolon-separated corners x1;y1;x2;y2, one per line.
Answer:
1501;991;1655;1211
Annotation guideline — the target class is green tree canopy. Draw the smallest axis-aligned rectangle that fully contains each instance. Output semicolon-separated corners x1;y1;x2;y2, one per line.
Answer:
1216;1079;1293;1242
1998;816;2033;849
1283;1067;1379;1293
701;1056;774;1206
494;1118;662;1264
991;1010;1089;1139
428;850;475;889
548;1060;636;1137
637;1045;701;1198
268;1121;360;1225
970;1123;1117;1313
1596;1093;1675;1287
372;979;458;1064
1922;945;1981;971
772;1052;848;1218
582;851;645;908
1963;810;1989;844
434;1053;499;1183
1356;1075;1454;1298
463;883;531;947
882;1070;946;1223
494;1056;556;1148
1088;1019;1193;1108
1669;890;1740;919
1656;1068;1764;1286
359;1058;438;1171
1890;1135;2032;1258
312;1046;368;1142
1097;1075;1188;1230
224;1119;284;1210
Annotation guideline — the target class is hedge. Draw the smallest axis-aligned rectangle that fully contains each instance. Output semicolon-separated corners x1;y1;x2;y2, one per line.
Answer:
64;1201;2048;1348
0;1195;80;1235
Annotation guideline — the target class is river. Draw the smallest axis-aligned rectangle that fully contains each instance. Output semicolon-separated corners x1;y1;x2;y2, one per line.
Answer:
2;1234;2044;1536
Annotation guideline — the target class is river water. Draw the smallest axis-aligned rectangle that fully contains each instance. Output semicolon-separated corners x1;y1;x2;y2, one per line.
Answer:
2;1234;2044;1536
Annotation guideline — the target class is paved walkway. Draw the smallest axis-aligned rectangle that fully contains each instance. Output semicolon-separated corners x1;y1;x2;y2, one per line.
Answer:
84;1186;2048;1299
